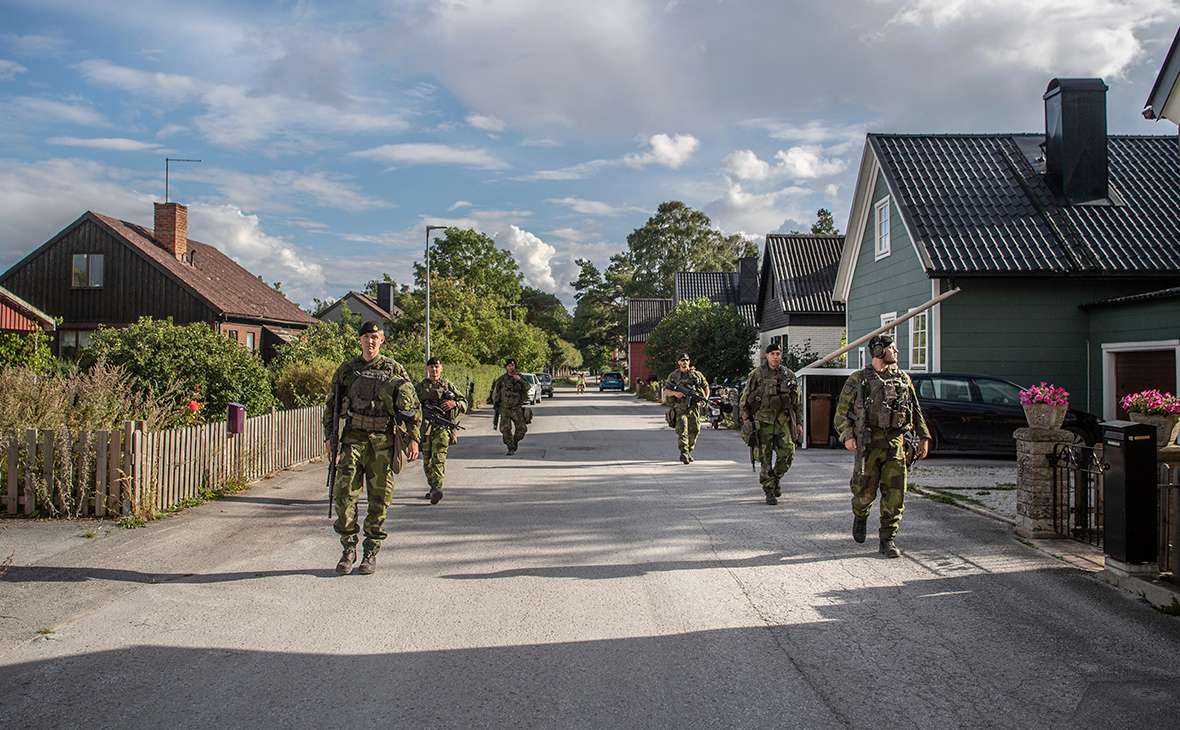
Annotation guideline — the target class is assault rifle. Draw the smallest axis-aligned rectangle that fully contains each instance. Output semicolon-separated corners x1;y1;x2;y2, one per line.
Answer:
422;402;464;432
742;421;759;472
671;381;708;407
326;383;344;518
852;378;871;484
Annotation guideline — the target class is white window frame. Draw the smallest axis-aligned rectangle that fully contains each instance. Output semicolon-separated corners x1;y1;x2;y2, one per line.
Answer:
909;310;928;371
874;198;891;260
857;347;866;369
880;312;897;342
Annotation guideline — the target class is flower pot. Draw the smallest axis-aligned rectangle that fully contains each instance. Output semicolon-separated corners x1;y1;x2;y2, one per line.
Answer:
1127;412;1180;449
1023;402;1067;430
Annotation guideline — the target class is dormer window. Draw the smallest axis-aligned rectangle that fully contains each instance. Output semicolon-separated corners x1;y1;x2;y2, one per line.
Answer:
72;254;104;288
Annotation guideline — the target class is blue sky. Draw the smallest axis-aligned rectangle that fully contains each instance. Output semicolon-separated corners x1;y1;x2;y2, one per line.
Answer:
1;0;1178;309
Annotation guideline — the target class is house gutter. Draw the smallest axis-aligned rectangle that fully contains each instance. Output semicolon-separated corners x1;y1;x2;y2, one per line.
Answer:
801;288;961;371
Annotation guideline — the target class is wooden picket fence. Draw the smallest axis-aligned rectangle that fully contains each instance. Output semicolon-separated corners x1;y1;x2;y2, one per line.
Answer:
1;405;324;518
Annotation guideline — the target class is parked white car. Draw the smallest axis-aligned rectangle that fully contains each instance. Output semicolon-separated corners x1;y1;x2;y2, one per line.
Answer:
520;372;542;404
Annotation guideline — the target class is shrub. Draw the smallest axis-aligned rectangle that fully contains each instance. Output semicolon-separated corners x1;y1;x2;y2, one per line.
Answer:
0;329;53;375
273;358;337;408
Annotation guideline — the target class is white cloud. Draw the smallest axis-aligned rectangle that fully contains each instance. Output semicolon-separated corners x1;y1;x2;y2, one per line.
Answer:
776;146;847;179
186;203;326;307
448;201;472;211
721;150;771;182
467;113;507;132
12;97;107;126
703;180;814;239
2;33;68;58
521;137;562;147
349;143;509;170
48;137;165;152
545;197;638;216
501;225;557;291
0;59;27;80
881;0;1179;78
623;133;699;169
188;168;391;213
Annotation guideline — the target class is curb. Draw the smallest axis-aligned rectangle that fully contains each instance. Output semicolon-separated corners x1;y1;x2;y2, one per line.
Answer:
910;485;1017;526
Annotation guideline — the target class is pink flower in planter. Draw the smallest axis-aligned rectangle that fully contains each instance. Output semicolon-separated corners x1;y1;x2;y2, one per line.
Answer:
1120;389;1180;416
1019;382;1069;406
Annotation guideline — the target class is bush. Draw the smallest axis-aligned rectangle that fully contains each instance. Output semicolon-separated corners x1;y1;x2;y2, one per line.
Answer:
643;298;758;383
82;317;275;419
273;357;337;408
0;329;53;375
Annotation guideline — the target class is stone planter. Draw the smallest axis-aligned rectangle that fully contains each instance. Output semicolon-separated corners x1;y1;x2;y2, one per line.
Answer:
1022;402;1067;430
1127;412;1180;449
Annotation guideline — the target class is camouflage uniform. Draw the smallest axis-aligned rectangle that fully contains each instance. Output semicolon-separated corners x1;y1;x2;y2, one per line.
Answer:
664;367;708;457
415;376;467;492
323;355;421;556
739;363;803;496
492;372;530;449
833;365;930;540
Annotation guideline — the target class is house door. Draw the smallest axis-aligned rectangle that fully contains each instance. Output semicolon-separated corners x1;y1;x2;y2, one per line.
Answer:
1114;350;1176;418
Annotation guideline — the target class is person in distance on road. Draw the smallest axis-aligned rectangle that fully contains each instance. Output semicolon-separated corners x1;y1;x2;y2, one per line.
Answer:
832;334;930;559
739;342;803;505
663;353;709;464
323;321;420;576
415;356;467;505
491;358;530;455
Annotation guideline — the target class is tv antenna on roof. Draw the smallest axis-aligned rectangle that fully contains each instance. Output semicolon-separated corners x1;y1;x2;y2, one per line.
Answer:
165;158;201;203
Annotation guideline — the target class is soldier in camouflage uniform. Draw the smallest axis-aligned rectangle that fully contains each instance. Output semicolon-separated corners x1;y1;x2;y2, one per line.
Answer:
833;334;930;558
491;358;529;455
415;356;466;504
323;322;421;575
739;343;803;505
663;353;709;464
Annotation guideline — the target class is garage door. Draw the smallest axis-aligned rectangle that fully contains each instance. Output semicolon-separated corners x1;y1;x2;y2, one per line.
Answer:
1114;350;1176;418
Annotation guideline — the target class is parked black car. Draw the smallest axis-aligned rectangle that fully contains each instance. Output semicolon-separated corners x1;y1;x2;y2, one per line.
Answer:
909;373;1102;454
536;372;554;398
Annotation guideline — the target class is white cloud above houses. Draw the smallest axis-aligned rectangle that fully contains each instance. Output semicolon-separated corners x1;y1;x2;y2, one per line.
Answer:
349;143;509;170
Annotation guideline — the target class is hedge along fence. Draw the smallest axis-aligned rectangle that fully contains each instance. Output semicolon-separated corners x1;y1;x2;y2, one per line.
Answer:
411;362;503;409
1;405;325;518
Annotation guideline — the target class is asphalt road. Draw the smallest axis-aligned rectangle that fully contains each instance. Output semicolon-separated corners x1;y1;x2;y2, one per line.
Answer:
2;387;1179;730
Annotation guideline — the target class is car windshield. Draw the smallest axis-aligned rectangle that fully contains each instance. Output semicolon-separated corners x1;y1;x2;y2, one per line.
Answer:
604;372;621;380
522;374;537;384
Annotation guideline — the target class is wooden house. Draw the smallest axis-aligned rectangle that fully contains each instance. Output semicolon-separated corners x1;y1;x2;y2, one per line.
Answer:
316;285;402;327
755;234;845;360
0;203;318;361
830;78;1180;420
0;284;55;335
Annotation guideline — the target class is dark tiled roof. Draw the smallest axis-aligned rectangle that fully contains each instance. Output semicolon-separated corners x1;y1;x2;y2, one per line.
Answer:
673;271;756;326
322;291;403;320
871;134;1180;275
93;213;318;327
0;284;55;329
1081;286;1180;309
763;234;845;314
628;298;672;342
349;290;403;318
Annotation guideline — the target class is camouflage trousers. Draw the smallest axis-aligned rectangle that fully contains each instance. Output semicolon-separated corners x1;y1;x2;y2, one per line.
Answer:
421;427;451;489
851;437;908;540
673;407;701;454
334;435;396;554
755;420;795;492
500;405;527;446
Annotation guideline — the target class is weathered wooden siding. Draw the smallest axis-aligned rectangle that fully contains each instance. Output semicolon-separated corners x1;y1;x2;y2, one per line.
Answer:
0;216;214;327
0;300;37;331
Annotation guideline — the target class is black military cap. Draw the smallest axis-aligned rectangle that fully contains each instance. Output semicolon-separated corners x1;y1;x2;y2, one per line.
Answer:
868;334;894;358
677;353;691;361
359;321;381;335
765;342;781;354
505;358;516;366
426;356;441;366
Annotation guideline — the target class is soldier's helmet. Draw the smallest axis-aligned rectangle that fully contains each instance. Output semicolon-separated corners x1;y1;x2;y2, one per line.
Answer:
868;334;894;359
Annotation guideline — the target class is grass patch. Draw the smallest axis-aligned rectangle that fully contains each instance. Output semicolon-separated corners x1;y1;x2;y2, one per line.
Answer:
81;529;97;538
921;487;988;508
1017;537;1035;547
119;516;146;529
37;627;53;635
993;483;1017;489
1156;598;1180;616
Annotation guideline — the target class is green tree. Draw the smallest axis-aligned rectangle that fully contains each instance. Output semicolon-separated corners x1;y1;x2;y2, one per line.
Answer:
520;286;572;336
268;317;361;372
413;228;522;306
624;201;756;298
643;298;757;384
0;329;53;375
82;317;276;418
811;208;840;235
567;257;629;367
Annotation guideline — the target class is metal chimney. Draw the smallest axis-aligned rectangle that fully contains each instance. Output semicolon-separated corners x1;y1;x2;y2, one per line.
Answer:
376;282;393;315
1043;78;1109;204
737;256;758;304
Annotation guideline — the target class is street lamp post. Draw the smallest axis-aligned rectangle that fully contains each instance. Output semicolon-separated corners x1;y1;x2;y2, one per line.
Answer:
425;225;447;364
507;304;520;322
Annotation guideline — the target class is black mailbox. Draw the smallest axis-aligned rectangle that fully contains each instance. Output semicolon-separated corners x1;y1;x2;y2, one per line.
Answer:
1102;420;1157;565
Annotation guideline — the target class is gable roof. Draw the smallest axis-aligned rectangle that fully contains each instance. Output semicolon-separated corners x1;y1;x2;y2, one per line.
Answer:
89;213;317;327
836;134;1180;299
0;284;55;330
673;271;756;325
758;234;845;322
1144;25;1180;124
318;291;402;321
627;298;673;342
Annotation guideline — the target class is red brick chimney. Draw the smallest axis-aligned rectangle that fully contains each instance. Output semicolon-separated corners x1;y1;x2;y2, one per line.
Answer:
153;202;188;258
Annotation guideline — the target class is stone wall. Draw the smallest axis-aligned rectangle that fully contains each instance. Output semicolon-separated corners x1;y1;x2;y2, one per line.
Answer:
1015;427;1074;539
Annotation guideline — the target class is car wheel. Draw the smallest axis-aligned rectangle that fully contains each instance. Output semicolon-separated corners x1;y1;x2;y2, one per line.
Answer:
1065;426;1093;447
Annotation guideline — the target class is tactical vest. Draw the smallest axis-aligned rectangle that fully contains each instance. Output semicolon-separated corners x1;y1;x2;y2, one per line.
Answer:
757;365;797;413
499;375;526;407
420;378;455;403
668;369;702;410
861;369;914;430
345;358;402;432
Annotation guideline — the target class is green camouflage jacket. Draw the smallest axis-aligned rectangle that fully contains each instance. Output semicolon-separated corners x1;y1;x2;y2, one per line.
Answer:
323;355;420;443
739;364;803;426
833;365;930;445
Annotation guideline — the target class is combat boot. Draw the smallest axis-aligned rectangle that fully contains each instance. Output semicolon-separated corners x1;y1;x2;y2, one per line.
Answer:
773;477;782;498
686;451;694;463
357;550;377;575
335;547;356;575
429;487;443;504
853;515;867;543
879;538;901;559
680;452;689;464
765;492;778;505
